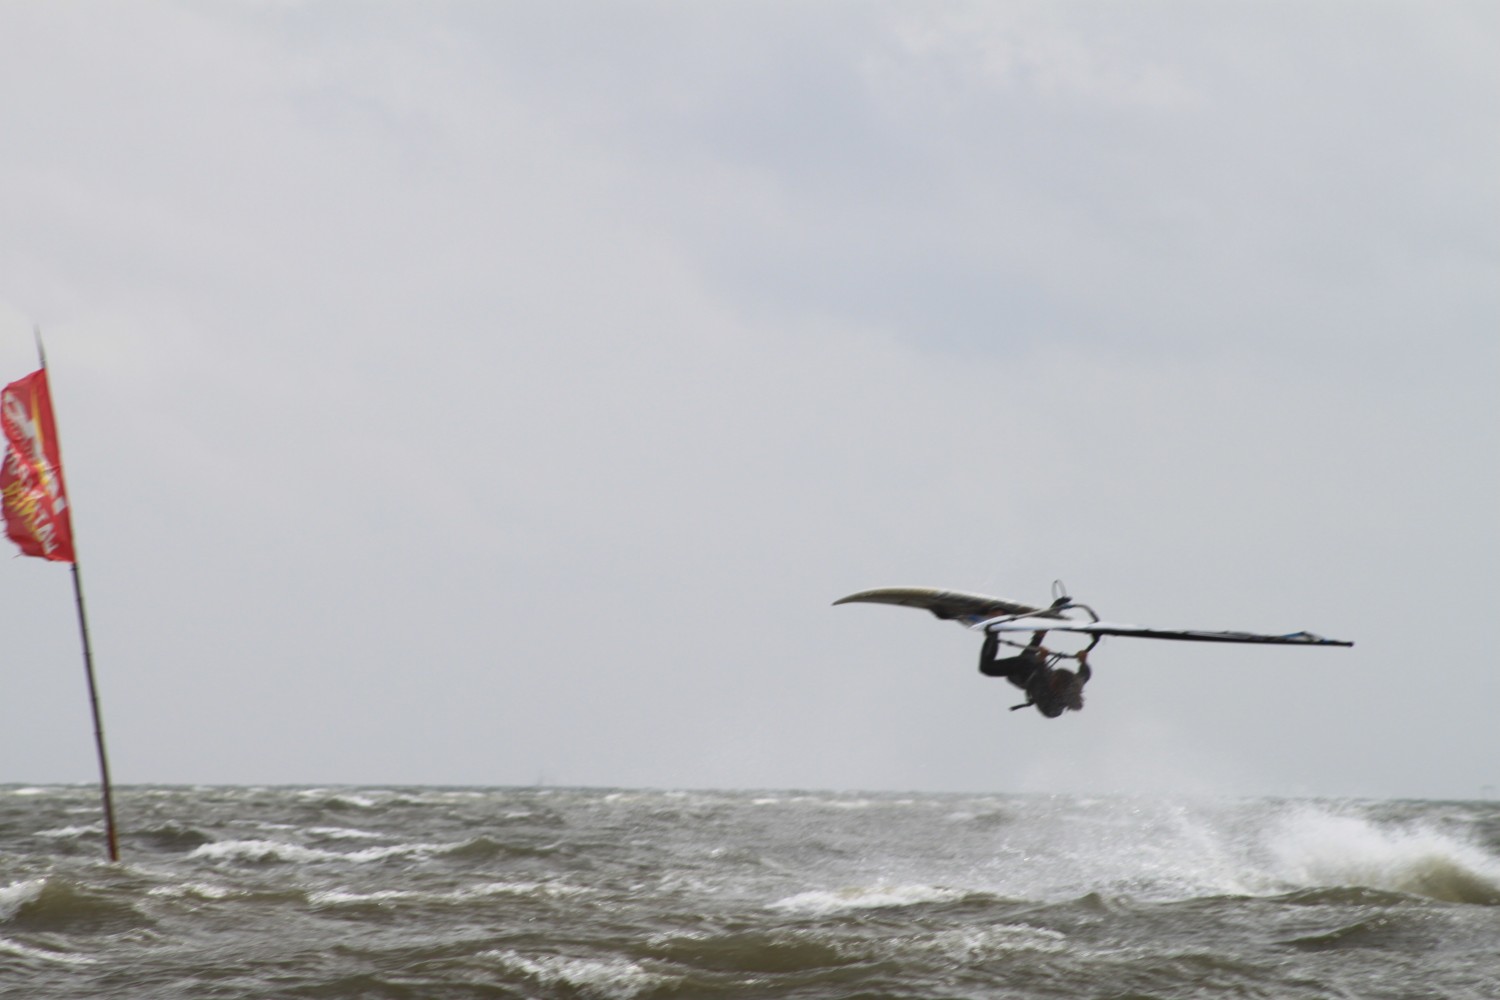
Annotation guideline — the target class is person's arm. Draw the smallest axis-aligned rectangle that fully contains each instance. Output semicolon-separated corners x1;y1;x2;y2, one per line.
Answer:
978;630;999;673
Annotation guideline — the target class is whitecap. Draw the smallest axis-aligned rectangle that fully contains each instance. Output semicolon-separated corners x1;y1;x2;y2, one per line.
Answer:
0;879;47;921
295;788;378;808
480;949;672;998
769;883;963;915
308;888;413;905
187;838;445;865
306;826;386;840
188;840;344;864
147;882;239;901
0;935;96;965
35;824;100;839
343;842;447;862
457;880;588;900
308;880;588;908
329;795;378;809
1267;808;1500;904
915;924;1069;959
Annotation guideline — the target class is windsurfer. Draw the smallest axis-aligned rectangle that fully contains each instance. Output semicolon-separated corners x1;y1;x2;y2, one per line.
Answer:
978;630;1090;718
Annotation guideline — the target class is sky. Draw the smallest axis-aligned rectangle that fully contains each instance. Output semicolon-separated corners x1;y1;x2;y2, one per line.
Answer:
0;2;1494;800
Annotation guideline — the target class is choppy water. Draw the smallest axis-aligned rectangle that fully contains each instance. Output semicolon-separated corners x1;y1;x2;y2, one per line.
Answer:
3;786;1500;998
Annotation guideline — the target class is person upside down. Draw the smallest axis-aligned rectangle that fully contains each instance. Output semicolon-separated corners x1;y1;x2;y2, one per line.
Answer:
978;630;1091;718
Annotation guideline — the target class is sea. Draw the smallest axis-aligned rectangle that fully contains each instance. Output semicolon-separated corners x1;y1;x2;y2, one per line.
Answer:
2;785;1499;999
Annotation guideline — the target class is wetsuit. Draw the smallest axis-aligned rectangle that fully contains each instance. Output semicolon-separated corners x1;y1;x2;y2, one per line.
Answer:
978;630;1090;717
978;630;1047;687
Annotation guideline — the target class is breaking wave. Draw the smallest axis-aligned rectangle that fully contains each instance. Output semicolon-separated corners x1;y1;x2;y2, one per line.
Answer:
0;877;146;933
1265;808;1500;905
187;838;452;865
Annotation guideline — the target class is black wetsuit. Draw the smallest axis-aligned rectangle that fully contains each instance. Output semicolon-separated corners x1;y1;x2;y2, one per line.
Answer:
978;630;1090;717
978;630;1047;686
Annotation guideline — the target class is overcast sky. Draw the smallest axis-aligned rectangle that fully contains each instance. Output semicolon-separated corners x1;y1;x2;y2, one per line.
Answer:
0;2;1494;800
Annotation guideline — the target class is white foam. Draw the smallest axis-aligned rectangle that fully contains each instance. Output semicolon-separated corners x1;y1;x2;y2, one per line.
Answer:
0;879;47;921
330;794;378;809
457;880;588;900
147;882;239;901
187;838;447;865
295;788;378;808
0;935;95;965
916;924;1069;959
306;826;385;840
480;950;672;998
770;883;963;915
35;824;100;839
1266;808;1500;903
962;797;1277;902
189;839;346;864
308;888;412;905
308;880;589;907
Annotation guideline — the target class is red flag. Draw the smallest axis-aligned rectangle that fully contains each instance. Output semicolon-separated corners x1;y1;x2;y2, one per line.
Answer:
1;368;75;562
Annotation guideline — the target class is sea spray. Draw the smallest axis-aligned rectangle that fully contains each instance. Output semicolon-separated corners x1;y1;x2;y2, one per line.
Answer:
1265;805;1500;904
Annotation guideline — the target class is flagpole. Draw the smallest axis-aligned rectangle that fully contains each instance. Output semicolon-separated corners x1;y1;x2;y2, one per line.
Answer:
69;561;119;861
35;330;119;862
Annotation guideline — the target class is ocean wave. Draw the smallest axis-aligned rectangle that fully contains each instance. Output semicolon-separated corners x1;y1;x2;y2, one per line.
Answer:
908;923;1070;960
186;832;562;867
769;883;965;915
187;838;442;865
0;877;146;933
188;839;352;864
479;949;675;998
34;825;101;840
1267;809;1500;905
0;935;96;966
646;927;850;973
306;888;412;906
305;826;387;841
0;879;47;922
1277;914;1410;952
307;880;588;908
293;789;381;810
944;808;1013;828
940;798;1500;905
135;823;216;852
437;834;559;862
146;881;242;901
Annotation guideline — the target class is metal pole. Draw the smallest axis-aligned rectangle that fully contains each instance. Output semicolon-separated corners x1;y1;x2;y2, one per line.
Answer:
71;561;120;862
